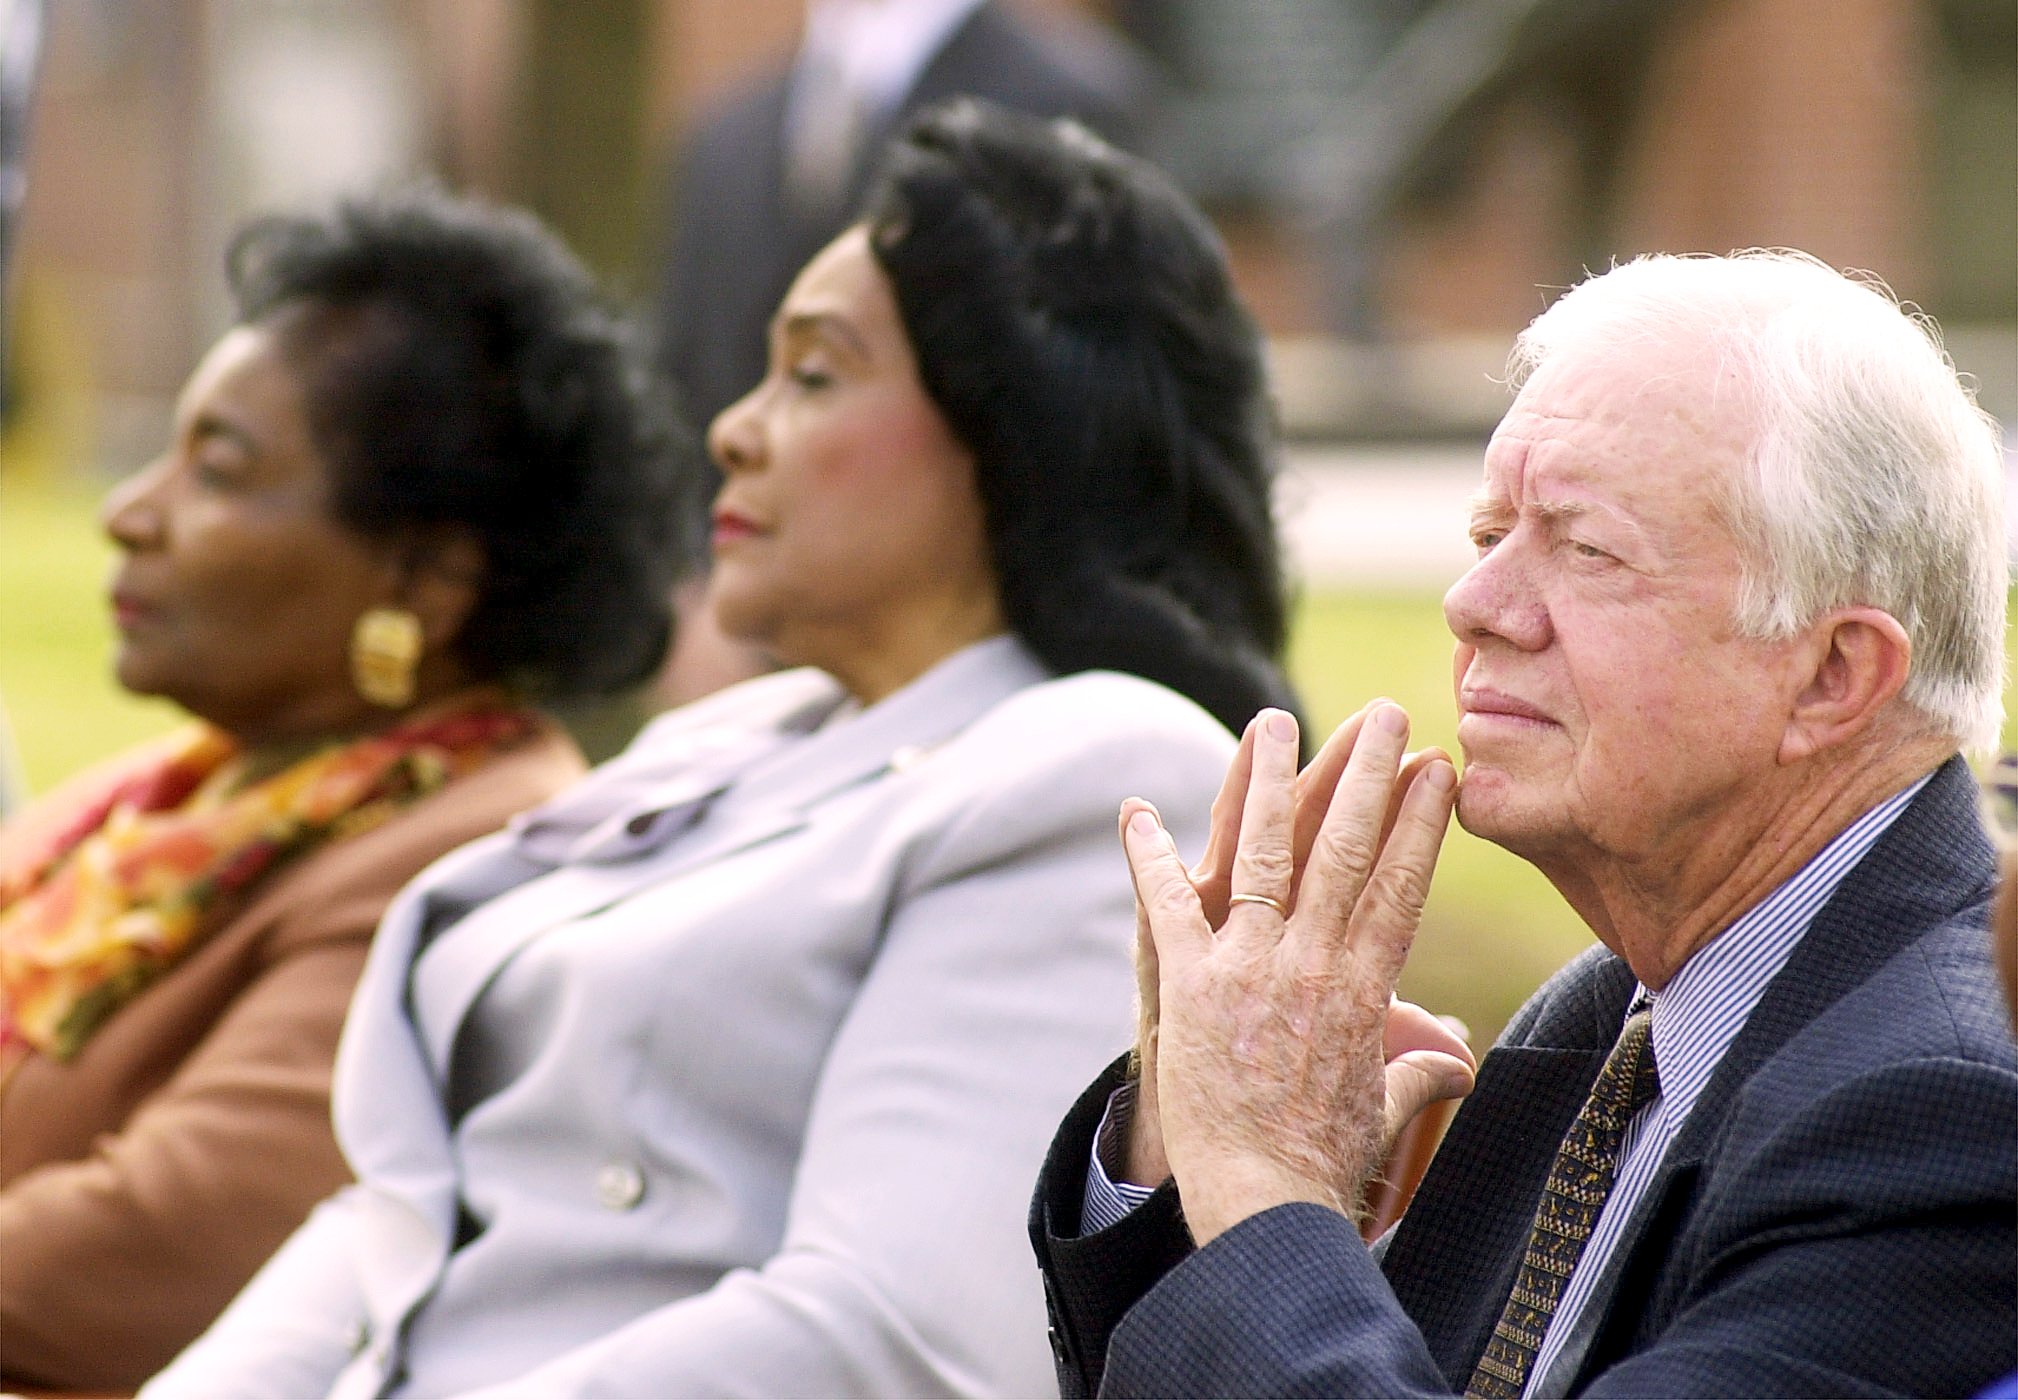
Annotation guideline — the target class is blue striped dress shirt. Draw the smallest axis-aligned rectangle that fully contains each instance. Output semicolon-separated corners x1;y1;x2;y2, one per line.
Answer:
1081;773;1933;1395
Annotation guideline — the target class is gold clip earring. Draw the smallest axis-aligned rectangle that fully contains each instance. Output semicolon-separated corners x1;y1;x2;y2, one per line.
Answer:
350;607;424;708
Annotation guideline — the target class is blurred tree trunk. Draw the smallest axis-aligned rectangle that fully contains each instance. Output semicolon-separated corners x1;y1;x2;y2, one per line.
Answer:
510;0;652;292
511;0;659;758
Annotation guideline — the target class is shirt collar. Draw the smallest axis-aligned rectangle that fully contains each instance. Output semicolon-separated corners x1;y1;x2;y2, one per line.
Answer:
799;0;986;117
1640;770;1933;1124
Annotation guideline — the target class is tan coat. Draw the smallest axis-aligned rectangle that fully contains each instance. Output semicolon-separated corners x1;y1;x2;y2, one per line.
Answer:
0;721;583;1394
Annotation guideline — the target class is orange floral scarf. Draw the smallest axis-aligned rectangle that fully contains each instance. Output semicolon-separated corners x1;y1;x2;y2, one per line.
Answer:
0;700;537;1063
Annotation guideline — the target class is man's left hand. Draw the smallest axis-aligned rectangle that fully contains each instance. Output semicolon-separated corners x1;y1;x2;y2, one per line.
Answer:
1120;704;1473;1244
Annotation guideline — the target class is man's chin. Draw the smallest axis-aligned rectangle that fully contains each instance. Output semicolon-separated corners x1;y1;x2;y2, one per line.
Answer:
1453;771;1556;849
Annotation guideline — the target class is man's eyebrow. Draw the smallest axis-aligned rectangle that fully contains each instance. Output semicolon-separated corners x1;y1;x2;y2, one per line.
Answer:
1465;492;1649;544
774;310;870;360
1465;490;1514;522
1532;497;1656;555
1526;497;1593;524
1466;491;1607;523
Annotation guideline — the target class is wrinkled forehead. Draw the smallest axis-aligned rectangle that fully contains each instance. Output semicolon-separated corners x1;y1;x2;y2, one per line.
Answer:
1482;341;1758;512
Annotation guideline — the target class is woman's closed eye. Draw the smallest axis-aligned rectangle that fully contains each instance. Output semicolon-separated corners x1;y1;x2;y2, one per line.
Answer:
192;452;252;490
182;418;261;491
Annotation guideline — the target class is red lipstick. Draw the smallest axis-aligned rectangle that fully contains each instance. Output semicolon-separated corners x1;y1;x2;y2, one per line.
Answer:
710;507;762;551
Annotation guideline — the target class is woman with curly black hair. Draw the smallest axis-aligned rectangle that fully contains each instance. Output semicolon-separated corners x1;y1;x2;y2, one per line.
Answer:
0;188;689;1394
148;102;1294;1399
221;191;690;701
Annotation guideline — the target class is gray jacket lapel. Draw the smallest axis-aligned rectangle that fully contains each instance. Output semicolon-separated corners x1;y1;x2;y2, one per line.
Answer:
401;673;846;1078
408;636;1049;1109
332;638;1049;1333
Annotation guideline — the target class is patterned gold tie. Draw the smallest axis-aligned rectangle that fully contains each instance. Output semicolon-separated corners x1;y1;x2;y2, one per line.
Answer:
1464;1006;1659;1399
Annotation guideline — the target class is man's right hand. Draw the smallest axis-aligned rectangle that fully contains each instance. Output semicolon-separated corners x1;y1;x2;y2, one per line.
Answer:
1115;707;1269;1188
1115;704;1474;1225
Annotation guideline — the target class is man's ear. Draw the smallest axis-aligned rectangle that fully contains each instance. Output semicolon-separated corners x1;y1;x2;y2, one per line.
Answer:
396;529;487;656
1779;607;1912;764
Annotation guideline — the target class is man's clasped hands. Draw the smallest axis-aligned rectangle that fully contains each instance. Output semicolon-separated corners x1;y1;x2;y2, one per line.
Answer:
1115;700;1480;1244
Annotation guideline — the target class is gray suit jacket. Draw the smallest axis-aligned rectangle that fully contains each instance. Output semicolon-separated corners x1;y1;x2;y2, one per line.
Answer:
148;639;1235;1399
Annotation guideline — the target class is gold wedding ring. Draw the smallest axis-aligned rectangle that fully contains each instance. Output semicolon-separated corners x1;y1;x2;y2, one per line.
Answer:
1228;892;1288;917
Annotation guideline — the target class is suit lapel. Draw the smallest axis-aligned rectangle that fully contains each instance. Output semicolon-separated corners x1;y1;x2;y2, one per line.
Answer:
411;635;1049;1132
336;638;1048;1334
328;830;537;1327
1385;1044;1605;1387
400;673;846;1077
406;668;924;1060
1382;953;1637;1387
1537;756;1993;1394
903;2;1011;109
327;670;838;1329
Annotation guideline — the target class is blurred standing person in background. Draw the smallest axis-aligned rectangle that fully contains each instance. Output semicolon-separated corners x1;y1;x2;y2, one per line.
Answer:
147;101;1290;1400
0;189;686;1395
650;0;1156;704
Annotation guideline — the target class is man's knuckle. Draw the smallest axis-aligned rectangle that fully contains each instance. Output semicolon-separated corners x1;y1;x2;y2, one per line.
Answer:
1366;862;1431;916
1311;823;1376;882
1238;841;1295;887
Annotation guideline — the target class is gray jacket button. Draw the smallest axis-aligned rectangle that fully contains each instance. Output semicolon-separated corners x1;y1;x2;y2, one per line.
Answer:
595;1159;646;1210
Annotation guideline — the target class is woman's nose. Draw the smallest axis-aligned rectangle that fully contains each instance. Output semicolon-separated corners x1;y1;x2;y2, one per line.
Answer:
101;456;171;550
707;387;765;476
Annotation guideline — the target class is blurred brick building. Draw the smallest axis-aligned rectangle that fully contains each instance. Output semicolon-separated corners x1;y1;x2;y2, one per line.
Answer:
5;0;2011;478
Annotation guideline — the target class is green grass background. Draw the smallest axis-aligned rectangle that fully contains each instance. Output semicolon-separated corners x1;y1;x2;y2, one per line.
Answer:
4;479;2012;1042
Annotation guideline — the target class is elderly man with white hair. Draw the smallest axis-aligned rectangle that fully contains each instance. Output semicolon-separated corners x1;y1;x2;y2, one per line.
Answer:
1031;250;2018;1398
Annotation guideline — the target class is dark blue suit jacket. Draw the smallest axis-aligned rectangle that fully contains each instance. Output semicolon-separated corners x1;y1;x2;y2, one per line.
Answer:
1032;757;2018;1396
